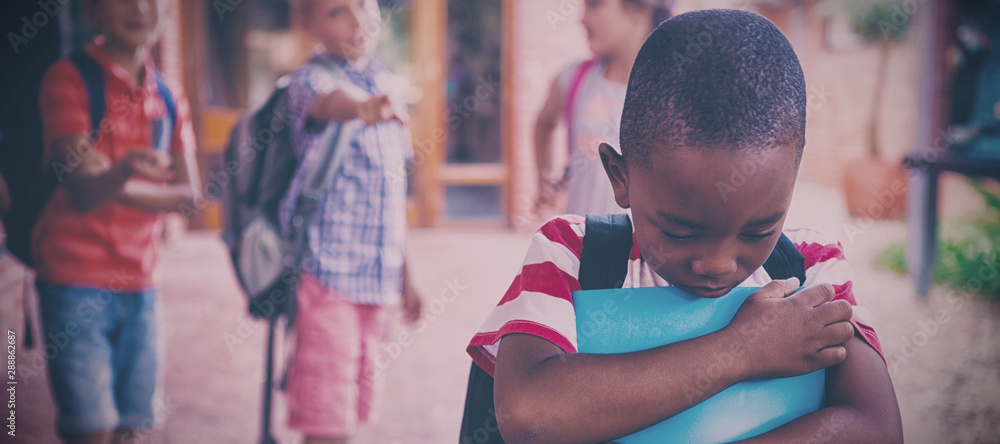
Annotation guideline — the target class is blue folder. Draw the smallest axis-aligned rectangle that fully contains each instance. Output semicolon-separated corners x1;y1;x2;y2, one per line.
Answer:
572;287;824;444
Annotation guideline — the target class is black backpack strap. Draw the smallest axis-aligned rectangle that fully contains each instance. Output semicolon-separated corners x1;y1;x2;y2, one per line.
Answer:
459;363;504;443
580;213;634;290
762;233;807;283
69;50;177;154
459;214;634;444
67;50;105;136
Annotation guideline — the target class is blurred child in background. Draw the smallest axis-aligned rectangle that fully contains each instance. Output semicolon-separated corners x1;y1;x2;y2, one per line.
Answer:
534;0;671;216
34;0;200;442
282;0;424;442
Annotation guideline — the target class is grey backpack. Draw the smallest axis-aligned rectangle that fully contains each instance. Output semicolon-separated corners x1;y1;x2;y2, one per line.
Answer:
219;68;360;444
220;71;358;322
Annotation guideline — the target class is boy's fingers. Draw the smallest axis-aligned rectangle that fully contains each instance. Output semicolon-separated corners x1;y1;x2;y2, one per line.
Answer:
133;165;170;181
794;283;836;308
753;277;799;300
815;345;848;368
359;103;375;125
393;103;410;125
821;321;855;347
814;299;853;325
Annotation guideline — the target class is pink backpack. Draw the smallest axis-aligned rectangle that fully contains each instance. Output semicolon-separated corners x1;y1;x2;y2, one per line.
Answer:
563;56;600;152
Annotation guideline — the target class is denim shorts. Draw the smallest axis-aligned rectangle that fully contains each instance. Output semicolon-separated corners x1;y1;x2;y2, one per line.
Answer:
36;280;162;433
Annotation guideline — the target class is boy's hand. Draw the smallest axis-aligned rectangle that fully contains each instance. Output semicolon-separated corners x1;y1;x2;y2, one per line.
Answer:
356;94;409;126
401;284;423;323
535;177;560;210
119;149;172;181
728;278;854;380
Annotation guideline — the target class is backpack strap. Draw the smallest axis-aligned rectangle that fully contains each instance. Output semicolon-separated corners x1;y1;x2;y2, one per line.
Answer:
68;50;177;154
564;56;599;152
152;71;177;154
762;233;807;283
67;50;105;136
292;62;356;225
581;215;806;287
580;213;634;290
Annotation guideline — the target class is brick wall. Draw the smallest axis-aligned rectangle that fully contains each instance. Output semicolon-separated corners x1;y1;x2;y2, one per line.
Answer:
791;2;922;188
508;0;590;228
762;2;983;215
504;0;930;227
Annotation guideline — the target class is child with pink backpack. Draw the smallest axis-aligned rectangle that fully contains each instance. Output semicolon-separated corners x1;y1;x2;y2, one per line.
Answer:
534;0;672;216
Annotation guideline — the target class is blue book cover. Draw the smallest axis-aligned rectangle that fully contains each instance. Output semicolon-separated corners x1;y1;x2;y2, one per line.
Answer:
572;286;825;444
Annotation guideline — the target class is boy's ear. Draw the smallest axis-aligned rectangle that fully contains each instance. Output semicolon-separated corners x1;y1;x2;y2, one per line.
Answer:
599;142;630;209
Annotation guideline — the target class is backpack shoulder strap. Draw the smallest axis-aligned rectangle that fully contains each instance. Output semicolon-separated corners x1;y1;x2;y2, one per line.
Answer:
762;233;807;283
153;72;176;123
67;50;105;135
580;213;633;290
296;62;355;210
563;56;599;142
151;71;177;153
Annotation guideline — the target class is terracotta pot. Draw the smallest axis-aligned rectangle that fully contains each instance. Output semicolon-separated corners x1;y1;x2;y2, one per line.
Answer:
841;157;908;220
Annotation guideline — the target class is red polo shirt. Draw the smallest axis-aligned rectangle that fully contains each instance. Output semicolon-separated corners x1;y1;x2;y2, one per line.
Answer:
33;37;196;291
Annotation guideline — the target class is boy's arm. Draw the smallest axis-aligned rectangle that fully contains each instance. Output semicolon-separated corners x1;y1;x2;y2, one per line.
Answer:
308;82;407;126
494;280;855;444
49;136;172;213
735;335;903;444
534;77;563;207
116;148;200;213
118;86;203;213
400;257;423;323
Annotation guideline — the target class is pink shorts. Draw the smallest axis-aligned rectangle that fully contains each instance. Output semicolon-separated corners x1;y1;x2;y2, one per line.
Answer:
285;273;390;437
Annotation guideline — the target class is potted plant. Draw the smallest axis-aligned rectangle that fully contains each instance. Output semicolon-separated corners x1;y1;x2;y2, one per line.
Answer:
837;0;912;219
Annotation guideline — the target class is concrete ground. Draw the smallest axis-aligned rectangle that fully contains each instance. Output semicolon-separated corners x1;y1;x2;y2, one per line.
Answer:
7;182;1000;444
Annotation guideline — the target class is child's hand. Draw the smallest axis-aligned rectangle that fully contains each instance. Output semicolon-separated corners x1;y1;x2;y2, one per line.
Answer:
535;177;560;210
401;284;423;324
728;278;854;380
357;94;409;126
119;149;173;181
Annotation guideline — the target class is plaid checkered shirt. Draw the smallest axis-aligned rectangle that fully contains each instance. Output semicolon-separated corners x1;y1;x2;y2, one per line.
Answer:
279;51;412;306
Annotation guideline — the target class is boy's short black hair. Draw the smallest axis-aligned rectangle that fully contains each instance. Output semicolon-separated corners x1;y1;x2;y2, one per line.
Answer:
619;9;806;166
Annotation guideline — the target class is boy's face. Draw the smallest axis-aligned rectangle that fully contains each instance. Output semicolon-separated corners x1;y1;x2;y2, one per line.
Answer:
86;0;164;51
305;0;381;62
601;143;799;298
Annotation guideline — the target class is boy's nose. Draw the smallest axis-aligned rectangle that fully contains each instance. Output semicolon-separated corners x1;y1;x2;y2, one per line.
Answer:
348;4;372;28
690;256;738;278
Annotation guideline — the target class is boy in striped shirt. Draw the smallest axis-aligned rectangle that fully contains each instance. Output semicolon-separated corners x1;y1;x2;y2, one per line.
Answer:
468;10;903;444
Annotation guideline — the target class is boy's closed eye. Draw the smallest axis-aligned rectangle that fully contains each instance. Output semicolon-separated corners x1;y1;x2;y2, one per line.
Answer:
740;229;778;241
328;6;347;17
659;229;777;242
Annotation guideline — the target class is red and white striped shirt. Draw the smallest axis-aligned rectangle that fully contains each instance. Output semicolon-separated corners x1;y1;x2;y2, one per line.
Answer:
467;215;883;377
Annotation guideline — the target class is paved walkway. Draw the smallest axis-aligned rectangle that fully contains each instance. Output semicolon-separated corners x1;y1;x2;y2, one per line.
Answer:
6;183;1000;443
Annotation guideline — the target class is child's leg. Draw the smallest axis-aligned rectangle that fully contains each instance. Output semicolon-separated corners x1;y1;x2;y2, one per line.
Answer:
36;281;120;442
111;289;161;440
286;273;367;440
356;304;390;425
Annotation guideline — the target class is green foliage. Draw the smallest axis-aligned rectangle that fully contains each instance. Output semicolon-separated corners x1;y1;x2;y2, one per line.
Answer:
873;241;907;274
875;181;1000;299
820;0;913;43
